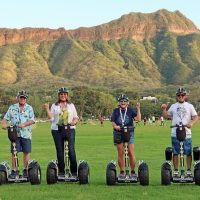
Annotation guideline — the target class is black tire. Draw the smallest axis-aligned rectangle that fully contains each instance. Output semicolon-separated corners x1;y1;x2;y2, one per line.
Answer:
194;169;200;185
138;164;149;186
29;165;41;185
46;167;57;184
161;168;171;185
106;168;116;185
0;171;7;185
78;166;89;184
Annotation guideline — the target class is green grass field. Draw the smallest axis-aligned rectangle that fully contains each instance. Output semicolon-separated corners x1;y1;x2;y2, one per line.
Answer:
1;121;200;200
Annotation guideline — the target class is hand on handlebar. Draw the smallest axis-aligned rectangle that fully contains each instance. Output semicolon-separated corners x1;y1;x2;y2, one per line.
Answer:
186;124;192;129
1;124;7;130
114;125;121;131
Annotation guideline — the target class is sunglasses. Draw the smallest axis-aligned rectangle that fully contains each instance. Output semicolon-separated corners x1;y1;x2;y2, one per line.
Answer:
19;96;27;99
119;100;128;103
177;94;185;97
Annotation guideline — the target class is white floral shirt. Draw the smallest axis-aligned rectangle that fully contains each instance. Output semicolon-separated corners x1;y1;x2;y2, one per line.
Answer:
3;103;35;139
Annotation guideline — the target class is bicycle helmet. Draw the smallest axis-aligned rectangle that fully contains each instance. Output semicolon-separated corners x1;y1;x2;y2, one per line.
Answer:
17;90;29;99
118;94;129;102
176;87;187;96
57;87;69;94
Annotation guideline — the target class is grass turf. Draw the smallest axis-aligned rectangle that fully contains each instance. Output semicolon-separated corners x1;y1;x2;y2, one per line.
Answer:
0;120;200;199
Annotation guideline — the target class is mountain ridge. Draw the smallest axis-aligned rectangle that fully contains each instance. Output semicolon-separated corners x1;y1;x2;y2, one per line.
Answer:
0;9;199;47
0;9;200;91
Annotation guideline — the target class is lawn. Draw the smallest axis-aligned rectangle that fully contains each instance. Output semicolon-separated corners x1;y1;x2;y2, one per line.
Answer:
1;120;200;200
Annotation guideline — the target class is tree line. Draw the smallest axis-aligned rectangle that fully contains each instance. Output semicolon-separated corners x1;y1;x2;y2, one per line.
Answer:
1;86;199;120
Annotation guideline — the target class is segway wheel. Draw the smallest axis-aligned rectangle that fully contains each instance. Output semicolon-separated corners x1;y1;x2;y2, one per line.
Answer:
46;167;57;184
161;167;171;185
194;169;200;185
78;164;89;184
0;171;7;185
138;163;149;186
106;168;116;185
29;165;41;185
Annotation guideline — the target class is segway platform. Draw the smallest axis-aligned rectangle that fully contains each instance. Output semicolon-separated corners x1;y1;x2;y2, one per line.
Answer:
46;160;89;184
57;174;78;182
172;174;194;183
106;160;149;185
161;146;200;185
0;160;41;185
117;174;138;183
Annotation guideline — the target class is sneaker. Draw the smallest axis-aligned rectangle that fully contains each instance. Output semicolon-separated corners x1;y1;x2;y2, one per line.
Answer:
118;171;125;178
186;169;192;176
22;169;28;177
9;170;18;179
58;171;65;176
131;170;137;177
72;173;77;177
71;174;78;180
173;169;179;176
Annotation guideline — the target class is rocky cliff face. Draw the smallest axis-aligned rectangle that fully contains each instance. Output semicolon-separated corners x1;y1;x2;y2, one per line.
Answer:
0;9;199;46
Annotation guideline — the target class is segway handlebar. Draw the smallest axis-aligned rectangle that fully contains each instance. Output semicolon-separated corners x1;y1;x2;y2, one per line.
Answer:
170;124;187;128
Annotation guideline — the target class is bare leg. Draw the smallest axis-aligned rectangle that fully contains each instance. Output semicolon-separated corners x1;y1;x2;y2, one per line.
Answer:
23;153;30;168
186;155;192;170
128;144;136;171
11;154;16;170
173;155;178;170
117;144;124;171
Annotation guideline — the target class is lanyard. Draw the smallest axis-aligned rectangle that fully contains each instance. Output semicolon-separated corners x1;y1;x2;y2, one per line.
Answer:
120;108;127;126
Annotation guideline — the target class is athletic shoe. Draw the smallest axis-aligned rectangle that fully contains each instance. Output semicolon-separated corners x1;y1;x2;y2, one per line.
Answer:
71;175;78;181
186;169;192;176
9;170;18;179
118;171;125;178
173;169;179;176
58;171;65;176
22;169;28;177
131;170;137;177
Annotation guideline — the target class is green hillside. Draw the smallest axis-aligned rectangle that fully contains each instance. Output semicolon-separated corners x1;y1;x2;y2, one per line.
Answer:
0;9;200;92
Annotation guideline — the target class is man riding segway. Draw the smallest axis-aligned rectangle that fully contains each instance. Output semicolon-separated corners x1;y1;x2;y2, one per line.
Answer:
0;91;41;185
161;87;200;184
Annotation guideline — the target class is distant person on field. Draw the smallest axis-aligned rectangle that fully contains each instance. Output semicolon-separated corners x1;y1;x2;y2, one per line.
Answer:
44;87;79;177
111;94;141;178
161;87;198;176
1;90;35;179
160;116;164;126
148;117;152;125
152;115;156;125
99;115;104;127
143;116;147;126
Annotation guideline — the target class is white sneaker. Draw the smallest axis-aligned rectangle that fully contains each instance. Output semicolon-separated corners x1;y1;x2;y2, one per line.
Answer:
173;170;179;176
186;169;192;176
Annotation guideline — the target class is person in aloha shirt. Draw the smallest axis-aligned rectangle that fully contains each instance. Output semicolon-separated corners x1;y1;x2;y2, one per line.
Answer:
1;90;35;179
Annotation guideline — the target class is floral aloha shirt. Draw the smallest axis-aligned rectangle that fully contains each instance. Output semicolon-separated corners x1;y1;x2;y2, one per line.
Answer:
3;103;35;139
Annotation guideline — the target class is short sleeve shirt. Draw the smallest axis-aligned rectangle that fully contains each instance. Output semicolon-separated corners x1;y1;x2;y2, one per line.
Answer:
3;103;35;139
168;101;197;138
111;107;137;126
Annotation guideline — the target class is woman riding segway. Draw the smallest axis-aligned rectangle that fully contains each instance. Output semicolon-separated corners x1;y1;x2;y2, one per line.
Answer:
111;94;141;178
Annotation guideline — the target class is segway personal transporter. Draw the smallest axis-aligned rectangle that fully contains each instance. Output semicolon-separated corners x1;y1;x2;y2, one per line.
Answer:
106;126;149;186
161;122;200;185
46;124;89;184
0;126;41;185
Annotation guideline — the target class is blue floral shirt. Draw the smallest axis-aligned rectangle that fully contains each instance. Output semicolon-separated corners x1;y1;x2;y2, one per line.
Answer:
3;103;35;139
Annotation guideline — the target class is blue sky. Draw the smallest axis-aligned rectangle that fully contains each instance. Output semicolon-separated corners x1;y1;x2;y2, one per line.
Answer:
0;0;199;29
